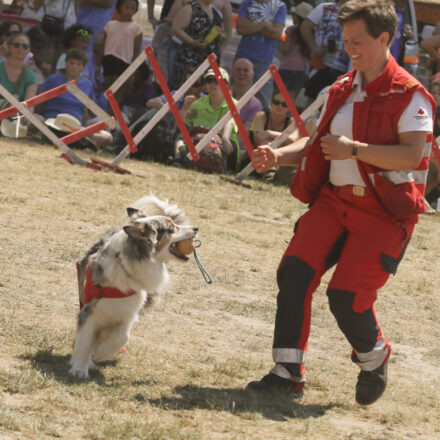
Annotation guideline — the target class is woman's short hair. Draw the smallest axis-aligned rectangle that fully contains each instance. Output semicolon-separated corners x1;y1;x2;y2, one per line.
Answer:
338;0;397;47
0;20;22;38
116;0;139;13
65;48;88;65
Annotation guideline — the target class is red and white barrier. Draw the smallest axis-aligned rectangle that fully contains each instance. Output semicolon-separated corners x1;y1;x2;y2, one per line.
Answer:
112;57;211;166
0;83;101;168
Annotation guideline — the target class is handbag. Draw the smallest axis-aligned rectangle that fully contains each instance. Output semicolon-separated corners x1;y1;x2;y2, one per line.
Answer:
41;0;72;37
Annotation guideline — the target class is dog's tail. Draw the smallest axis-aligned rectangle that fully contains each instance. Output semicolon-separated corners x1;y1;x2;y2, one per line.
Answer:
129;195;188;225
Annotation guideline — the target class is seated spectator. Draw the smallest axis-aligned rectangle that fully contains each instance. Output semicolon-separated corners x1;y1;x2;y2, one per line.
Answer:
179;67;240;173
38;48;112;149
229;58;262;154
249;88;295;148
26;25;52;90
278;2;312;99
0;32;37;108
170;0;225;89
0;21;22;60
0;32;37;139
56;24;92;73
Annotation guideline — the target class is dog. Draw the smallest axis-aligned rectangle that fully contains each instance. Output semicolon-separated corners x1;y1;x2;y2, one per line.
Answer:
69;195;198;378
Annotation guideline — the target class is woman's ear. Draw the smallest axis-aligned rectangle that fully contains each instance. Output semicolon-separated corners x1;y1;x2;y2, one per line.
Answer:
379;31;390;48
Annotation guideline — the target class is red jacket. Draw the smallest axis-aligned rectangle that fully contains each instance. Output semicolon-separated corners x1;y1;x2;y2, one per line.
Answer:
291;56;435;223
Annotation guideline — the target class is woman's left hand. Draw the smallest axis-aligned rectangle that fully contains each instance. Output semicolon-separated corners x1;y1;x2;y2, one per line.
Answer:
321;134;354;160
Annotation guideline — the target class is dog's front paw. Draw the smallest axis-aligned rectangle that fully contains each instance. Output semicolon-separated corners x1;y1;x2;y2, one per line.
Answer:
68;364;89;378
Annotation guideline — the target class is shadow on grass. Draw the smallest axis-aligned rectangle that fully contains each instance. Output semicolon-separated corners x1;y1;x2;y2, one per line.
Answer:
23;349;108;385
144;384;342;421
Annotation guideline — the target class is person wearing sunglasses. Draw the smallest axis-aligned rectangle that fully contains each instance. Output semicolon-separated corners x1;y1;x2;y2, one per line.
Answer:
0;20;22;60
0;32;37;110
179;68;240;173
249;89;295;149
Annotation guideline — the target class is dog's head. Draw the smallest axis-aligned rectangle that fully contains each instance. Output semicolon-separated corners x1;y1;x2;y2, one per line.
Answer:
123;208;198;262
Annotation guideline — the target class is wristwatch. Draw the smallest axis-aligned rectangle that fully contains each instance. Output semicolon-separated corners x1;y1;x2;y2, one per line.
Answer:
351;141;361;159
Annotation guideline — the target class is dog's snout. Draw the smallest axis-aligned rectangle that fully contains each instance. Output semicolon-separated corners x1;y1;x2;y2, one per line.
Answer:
193;227;198;233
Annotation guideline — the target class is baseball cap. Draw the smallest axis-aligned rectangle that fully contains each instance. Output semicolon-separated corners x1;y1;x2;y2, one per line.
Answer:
204;67;229;83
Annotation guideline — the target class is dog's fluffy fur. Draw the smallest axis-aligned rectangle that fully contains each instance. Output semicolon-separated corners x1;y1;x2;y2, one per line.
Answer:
69;195;197;378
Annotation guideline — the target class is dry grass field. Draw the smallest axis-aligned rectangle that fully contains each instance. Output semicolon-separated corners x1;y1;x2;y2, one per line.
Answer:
1;138;440;440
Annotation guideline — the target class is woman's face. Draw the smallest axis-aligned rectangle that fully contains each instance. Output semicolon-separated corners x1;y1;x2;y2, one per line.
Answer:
342;19;389;77
270;93;288;116
8;35;30;60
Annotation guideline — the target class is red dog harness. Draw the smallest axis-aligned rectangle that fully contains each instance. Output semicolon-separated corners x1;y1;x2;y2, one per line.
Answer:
79;263;137;309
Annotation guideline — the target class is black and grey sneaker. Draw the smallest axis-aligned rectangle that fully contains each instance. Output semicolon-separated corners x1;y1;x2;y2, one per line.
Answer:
246;373;305;394
355;361;388;405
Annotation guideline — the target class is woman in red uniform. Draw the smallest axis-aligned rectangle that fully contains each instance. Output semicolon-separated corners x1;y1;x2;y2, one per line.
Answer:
248;0;435;405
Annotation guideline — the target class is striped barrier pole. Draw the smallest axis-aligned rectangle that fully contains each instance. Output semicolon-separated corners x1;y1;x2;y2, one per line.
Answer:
187;70;272;159
145;45;198;161
207;54;254;158
112;57;211;167
0;83;99;168
0;82;73;121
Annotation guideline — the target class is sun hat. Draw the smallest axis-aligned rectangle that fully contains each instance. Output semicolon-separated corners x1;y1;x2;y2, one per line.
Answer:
45;113;81;133
1;116;28;138
291;2;313;19
204;67;230;83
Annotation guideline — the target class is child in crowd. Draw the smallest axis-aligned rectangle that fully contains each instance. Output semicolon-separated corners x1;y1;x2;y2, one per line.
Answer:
38;48;112;149
278;2;312;98
97;0;143;106
56;24;92;73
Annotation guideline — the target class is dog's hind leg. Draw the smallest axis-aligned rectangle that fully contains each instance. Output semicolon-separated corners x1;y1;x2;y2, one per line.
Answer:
92;322;133;362
69;307;97;378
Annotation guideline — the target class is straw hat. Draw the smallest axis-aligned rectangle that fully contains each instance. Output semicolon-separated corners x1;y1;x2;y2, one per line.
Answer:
204;67;230;83
1;116;28;138
45;113;81;133
291;2;313;19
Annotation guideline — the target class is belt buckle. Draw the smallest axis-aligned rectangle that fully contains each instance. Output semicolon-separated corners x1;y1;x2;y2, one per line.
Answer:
352;185;365;197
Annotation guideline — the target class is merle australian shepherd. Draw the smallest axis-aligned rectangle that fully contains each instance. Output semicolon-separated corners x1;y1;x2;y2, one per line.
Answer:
69;195;198;378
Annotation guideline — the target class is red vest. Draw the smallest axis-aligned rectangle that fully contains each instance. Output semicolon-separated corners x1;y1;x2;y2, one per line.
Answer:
80;264;137;309
291;56;436;224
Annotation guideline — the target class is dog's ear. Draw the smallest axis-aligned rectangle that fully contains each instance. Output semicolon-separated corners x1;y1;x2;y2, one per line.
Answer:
123;222;155;239
126;207;141;219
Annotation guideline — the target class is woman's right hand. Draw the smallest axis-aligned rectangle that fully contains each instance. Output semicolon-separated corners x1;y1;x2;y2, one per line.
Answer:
192;39;207;49
252;145;278;173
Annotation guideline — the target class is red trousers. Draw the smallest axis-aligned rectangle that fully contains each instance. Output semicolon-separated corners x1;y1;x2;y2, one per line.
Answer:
271;185;414;381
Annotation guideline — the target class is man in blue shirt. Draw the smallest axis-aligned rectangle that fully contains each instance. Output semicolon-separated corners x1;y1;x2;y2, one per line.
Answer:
235;0;287;108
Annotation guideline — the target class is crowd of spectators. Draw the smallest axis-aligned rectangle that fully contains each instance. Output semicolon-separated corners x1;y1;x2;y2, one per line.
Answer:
0;0;439;185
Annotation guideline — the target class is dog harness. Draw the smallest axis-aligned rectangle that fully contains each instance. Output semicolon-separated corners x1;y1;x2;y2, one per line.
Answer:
80;263;137;309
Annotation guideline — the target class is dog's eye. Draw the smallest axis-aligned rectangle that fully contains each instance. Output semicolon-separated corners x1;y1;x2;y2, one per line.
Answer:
156;228;166;241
